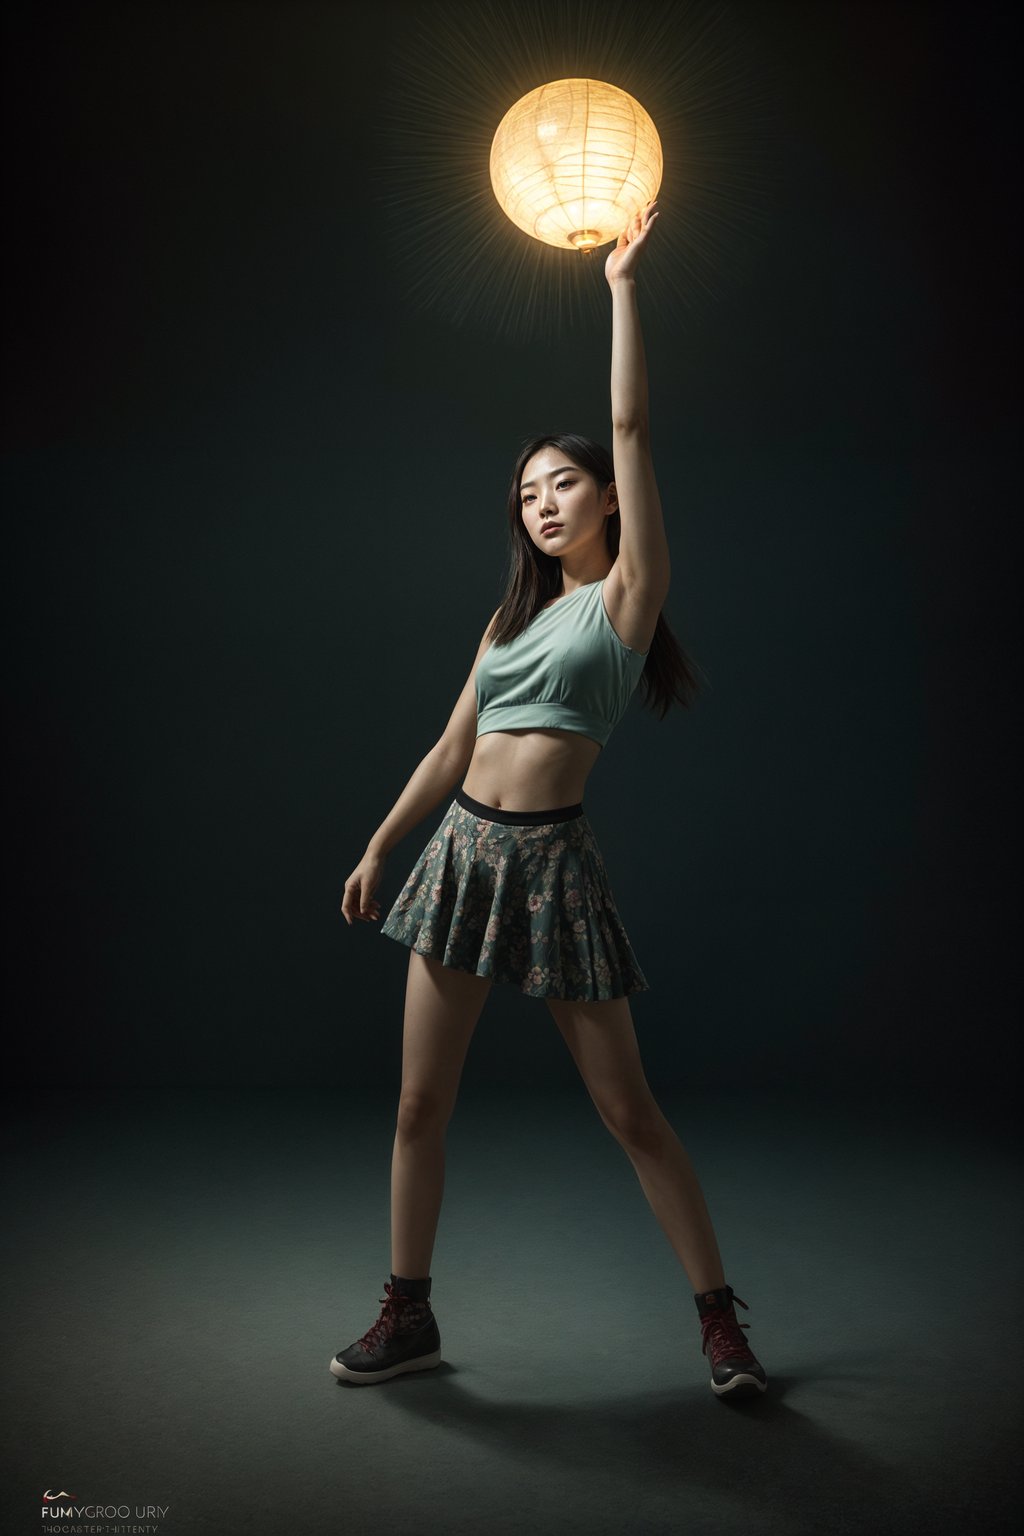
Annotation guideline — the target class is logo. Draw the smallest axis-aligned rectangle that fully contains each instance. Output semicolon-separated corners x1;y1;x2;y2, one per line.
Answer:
39;1489;171;1528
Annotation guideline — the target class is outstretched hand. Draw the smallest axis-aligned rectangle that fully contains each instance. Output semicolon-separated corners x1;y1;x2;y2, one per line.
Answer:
604;198;660;287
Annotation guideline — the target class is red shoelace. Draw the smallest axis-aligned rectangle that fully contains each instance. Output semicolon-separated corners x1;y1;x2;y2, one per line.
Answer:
700;1293;756;1366
359;1281;429;1353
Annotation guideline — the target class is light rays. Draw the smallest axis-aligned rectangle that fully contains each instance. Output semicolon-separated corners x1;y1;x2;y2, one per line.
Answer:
371;0;780;342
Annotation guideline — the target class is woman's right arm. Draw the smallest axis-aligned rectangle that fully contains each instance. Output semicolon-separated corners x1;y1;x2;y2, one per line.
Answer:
340;606;501;926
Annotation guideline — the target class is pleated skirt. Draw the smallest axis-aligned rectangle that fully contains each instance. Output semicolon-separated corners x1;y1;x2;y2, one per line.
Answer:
379;785;650;1001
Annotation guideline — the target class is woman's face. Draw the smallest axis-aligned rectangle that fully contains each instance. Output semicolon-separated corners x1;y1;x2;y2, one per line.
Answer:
519;447;616;554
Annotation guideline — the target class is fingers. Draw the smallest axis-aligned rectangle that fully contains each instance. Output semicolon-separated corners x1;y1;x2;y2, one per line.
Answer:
341;903;381;925
625;198;660;237
341;879;382;926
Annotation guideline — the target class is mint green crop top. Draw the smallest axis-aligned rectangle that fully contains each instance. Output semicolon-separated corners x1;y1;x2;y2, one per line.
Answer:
474;578;648;749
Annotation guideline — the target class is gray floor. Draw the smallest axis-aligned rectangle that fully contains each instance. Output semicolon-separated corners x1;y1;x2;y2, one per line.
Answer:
2;1087;1021;1536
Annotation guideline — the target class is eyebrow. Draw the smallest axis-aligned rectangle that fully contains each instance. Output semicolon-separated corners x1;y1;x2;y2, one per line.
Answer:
520;466;578;491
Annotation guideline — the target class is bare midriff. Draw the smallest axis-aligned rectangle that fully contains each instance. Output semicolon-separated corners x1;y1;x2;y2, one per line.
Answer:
461;728;601;812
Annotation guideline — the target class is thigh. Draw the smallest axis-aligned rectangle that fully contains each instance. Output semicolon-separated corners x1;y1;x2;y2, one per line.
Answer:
399;949;493;1121
546;994;655;1122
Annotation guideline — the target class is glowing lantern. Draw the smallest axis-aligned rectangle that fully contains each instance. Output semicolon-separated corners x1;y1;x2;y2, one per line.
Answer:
489;78;663;255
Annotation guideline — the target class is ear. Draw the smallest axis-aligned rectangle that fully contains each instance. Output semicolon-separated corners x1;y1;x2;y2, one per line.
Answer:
605;481;619;513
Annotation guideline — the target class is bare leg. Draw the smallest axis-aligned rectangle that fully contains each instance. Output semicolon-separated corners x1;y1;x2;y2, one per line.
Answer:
391;949;493;1277
546;994;726;1294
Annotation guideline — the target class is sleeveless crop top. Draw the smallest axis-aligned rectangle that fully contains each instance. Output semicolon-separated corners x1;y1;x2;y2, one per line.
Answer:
474;578;648;749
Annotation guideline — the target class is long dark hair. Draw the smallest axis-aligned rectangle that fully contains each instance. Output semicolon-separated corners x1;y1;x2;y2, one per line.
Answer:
490;432;703;718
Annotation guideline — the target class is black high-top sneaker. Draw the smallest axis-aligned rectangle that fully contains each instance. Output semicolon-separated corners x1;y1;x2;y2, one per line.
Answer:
694;1284;768;1397
330;1275;441;1384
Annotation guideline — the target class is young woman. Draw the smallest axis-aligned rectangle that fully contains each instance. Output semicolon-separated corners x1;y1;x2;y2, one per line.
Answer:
333;199;768;1399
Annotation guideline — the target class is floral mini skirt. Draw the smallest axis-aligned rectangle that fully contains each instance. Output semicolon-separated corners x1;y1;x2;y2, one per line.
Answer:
379;785;650;1001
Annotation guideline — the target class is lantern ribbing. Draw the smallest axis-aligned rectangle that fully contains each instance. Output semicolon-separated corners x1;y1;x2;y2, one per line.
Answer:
490;78;663;252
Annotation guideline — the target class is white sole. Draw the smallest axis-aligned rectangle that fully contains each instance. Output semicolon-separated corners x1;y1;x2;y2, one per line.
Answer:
712;1373;768;1396
330;1347;442;1383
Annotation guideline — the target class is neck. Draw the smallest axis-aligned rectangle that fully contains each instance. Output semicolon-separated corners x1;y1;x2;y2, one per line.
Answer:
557;550;614;592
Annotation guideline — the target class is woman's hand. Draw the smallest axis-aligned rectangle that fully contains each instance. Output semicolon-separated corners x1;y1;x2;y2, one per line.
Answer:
604;197;660;287
341;850;386;926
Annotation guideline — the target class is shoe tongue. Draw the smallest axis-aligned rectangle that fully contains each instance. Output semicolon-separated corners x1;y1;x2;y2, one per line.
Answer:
696;1285;732;1312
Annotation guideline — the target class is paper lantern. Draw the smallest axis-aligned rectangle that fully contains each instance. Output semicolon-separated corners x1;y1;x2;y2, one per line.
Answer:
489;78;663;255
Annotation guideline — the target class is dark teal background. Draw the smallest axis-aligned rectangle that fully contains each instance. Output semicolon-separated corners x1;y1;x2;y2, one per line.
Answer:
3;9;1023;1536
3;0;1020;1101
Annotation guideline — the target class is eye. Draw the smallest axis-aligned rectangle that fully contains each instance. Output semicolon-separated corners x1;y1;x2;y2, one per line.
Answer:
521;480;573;505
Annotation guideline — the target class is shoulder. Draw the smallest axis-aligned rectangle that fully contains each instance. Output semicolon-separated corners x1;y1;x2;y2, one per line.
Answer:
475;605;502;655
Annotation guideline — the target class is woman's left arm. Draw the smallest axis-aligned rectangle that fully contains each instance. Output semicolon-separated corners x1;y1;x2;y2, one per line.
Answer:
606;201;671;601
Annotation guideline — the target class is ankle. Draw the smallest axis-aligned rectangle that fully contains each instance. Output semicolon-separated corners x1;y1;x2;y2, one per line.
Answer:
390;1272;432;1305
694;1284;734;1315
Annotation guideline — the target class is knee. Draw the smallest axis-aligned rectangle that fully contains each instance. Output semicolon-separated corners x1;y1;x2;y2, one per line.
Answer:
601;1096;666;1156
396;1090;449;1140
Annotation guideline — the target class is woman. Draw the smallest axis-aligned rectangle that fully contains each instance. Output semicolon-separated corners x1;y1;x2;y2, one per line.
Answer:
332;199;768;1399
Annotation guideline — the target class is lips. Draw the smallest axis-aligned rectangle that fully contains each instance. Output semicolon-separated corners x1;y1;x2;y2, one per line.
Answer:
542;525;563;536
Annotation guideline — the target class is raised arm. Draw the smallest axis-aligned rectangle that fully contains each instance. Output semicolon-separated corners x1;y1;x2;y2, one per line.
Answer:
604;201;671;608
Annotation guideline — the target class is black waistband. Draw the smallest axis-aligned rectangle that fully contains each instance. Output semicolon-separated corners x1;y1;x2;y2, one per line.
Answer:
455;785;584;825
